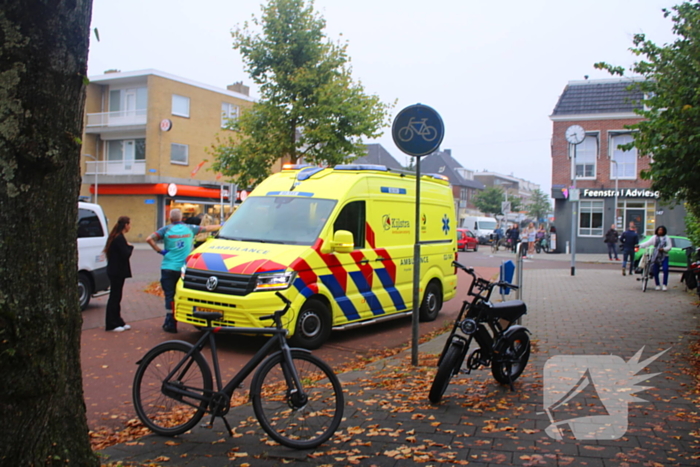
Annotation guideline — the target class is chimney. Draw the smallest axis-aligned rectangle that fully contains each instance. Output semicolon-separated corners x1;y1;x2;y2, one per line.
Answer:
227;81;250;96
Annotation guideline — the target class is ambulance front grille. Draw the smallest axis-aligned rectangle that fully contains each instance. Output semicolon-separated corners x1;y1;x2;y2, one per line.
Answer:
183;269;256;296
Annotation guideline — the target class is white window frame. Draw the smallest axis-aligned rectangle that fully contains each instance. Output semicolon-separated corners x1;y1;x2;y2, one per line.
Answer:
221;102;240;128
570;133;598;180
578;200;604;237
609;132;637;180
170;143;189;165
172;95;190;118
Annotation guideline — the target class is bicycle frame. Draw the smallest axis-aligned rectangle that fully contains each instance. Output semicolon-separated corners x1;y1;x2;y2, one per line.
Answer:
160;323;305;410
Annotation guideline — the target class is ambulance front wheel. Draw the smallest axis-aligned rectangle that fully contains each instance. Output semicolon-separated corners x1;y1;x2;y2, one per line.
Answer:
289;299;331;350
419;281;442;322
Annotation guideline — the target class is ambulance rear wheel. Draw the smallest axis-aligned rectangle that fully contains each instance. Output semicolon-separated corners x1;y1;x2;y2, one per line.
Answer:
419;281;442;322
289;299;331;350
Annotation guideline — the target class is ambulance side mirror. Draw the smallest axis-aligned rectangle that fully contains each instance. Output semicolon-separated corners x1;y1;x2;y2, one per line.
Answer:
331;230;354;254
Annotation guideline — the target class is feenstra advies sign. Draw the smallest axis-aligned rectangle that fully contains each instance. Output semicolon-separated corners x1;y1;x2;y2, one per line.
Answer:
580;188;660;199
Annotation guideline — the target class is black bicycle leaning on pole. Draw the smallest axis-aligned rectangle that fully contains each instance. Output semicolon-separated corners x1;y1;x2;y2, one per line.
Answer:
429;261;531;404
132;292;344;450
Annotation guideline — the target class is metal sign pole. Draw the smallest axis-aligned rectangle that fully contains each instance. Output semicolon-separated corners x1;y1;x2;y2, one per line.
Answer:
391;103;444;367
411;156;421;366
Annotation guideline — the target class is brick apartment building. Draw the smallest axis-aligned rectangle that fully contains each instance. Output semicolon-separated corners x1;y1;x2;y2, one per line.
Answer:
80;69;255;241
550;78;686;254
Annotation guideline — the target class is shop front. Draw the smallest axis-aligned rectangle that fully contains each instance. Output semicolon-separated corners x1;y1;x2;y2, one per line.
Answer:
88;183;238;242
551;186;686;254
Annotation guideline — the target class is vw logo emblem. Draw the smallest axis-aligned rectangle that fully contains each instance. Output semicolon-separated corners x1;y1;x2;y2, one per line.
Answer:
205;276;218;291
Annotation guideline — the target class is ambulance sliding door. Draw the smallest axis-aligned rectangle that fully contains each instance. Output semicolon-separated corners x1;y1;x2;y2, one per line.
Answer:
365;178;414;314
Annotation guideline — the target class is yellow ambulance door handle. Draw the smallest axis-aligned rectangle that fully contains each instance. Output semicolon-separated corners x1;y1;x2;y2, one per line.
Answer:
375;256;387;262
359;258;370;265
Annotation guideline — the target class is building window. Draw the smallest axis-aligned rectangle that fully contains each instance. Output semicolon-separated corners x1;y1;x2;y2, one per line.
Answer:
221;102;240;128
107;139;146;161
579;200;604;236
109;87;147;115
571;134;597;179
171;143;188;165
610;133;637;179
172;95;190;118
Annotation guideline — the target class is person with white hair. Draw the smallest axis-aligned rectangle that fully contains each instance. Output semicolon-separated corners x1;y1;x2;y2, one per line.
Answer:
146;208;221;332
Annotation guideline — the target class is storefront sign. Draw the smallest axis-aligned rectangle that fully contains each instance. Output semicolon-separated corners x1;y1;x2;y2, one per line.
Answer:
580;188;660;199
160;119;172;132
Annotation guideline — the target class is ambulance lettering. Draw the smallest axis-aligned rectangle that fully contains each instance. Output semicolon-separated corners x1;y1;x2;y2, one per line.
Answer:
381;214;411;234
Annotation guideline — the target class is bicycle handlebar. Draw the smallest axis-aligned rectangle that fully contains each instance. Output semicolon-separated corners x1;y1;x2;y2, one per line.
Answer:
452;261;518;291
259;291;292;322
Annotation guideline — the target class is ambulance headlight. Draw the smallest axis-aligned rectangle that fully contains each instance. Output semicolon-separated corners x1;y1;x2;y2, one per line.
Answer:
181;265;187;280
254;271;296;291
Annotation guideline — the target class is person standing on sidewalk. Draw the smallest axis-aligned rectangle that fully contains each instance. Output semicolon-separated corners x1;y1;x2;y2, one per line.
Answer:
604;223;620;261
104;216;133;332
619;222;639;276
508;224;520;253
146;208;222;333
638;225;671;291
526;222;536;257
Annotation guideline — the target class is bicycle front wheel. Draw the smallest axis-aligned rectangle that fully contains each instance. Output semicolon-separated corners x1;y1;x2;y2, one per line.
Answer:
133;341;212;436
429;339;464;404
251;351;344;449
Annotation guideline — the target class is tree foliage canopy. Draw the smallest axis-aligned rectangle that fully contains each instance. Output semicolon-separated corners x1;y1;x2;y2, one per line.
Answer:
472;187;521;217
526;189;551;222
594;1;700;219
211;0;393;188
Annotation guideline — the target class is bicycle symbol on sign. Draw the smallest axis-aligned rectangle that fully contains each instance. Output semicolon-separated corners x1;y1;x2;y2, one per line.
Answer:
397;117;439;143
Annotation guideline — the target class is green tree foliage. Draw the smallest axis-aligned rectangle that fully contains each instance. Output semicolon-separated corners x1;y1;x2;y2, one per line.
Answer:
594;2;700;221
212;0;393;188
472;187;521;216
526;189;551;222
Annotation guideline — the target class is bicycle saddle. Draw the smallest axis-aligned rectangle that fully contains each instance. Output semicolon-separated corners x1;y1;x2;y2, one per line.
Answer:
485;300;527;321
193;310;224;321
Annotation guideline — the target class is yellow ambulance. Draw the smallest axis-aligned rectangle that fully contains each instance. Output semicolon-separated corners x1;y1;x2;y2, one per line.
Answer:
174;164;458;349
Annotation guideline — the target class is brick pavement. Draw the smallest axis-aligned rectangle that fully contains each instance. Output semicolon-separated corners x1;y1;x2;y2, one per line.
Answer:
98;264;700;466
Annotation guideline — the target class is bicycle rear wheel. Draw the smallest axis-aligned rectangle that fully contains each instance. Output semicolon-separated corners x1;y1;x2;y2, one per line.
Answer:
429;339;465;404
133;341;212;436
492;329;530;385
251;351;344;449
642;259;650;292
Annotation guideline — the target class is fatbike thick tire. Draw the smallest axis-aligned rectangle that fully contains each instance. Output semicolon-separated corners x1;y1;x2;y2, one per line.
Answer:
429;340;464;404
491;329;531;385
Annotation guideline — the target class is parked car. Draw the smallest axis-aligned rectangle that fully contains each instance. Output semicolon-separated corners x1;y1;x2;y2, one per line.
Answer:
457;228;479;252
78;201;110;309
633;235;694;269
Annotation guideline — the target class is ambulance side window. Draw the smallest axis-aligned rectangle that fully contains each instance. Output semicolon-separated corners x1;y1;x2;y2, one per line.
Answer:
333;201;365;248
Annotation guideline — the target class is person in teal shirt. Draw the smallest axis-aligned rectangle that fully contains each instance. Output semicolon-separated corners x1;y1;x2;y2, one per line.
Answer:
146;208;221;333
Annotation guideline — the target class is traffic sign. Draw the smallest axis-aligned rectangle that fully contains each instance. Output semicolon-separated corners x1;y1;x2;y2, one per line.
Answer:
392;104;444;157
502;201;511;213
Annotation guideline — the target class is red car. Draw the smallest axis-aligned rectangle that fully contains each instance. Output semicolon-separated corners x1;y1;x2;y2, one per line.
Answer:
457;228;479;252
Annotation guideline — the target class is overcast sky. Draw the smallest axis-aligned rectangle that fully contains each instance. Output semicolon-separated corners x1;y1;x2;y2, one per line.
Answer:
87;0;678;196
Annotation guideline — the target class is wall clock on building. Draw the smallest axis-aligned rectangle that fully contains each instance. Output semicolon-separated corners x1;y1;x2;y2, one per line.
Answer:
565;125;586;145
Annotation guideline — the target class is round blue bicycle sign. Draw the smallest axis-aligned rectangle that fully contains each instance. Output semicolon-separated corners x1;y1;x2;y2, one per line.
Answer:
391;104;444;157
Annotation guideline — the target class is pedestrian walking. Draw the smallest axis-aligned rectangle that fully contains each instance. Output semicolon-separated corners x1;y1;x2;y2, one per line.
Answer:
104;216;133;332
526;222;536;257
146;208;222;333
508;224;520;253
604;223;620;261
638;225;671;291
619;222;639;276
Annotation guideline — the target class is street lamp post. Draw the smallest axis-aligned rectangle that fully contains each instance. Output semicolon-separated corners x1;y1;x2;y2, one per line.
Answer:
565;125;586;277
84;154;98;204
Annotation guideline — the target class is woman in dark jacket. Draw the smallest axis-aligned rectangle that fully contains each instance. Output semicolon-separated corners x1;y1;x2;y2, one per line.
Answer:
104;216;134;332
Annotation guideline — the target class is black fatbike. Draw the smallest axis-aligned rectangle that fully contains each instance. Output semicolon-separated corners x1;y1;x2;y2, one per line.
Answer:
429;261;531;404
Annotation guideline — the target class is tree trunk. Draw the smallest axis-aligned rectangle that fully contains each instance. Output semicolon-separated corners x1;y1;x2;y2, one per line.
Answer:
0;1;97;465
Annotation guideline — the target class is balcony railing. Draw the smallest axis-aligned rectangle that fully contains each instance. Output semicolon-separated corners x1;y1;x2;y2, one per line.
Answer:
86;109;147;128
85;160;146;176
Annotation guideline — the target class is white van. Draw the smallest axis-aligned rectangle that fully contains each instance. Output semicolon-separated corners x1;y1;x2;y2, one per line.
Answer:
461;216;498;244
77;202;110;309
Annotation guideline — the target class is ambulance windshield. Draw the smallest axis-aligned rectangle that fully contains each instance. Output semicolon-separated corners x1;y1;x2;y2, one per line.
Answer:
219;196;337;245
